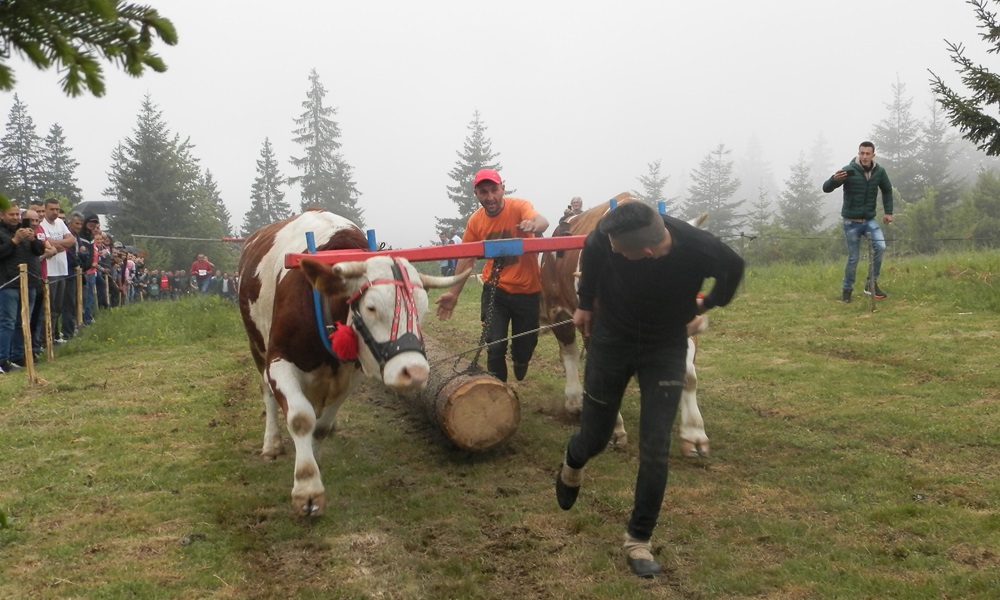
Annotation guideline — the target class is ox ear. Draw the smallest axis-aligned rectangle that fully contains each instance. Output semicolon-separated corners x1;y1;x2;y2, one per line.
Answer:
300;258;351;296
419;268;473;289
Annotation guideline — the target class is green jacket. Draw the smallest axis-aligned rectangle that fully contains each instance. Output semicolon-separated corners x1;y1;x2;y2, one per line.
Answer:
822;158;893;220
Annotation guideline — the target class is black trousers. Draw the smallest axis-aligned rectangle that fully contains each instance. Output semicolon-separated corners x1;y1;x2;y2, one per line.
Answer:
62;273;78;337
479;285;540;382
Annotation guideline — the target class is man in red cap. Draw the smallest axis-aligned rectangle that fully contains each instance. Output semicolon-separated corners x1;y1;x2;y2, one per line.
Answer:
436;168;548;382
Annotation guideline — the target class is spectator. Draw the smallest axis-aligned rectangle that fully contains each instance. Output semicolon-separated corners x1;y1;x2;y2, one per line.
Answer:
190;253;215;294
62;211;84;339
40;198;74;343
79;213;99;325
0;200;46;373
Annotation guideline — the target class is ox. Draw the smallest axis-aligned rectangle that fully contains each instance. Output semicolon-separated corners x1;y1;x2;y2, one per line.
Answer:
239;210;469;516
539;193;710;456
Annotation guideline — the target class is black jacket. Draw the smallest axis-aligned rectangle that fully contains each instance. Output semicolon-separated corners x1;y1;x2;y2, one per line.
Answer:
577;214;745;343
0;222;46;289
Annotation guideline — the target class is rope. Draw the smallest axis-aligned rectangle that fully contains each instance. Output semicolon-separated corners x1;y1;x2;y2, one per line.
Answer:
432;319;574;370
130;234;246;243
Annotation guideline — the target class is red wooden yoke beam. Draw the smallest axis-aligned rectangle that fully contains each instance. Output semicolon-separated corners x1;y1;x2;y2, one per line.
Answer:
284;235;588;268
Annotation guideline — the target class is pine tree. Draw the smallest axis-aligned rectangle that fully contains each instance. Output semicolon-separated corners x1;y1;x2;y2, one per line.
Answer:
438;110;503;235
870;79;921;202
202;170;233;236
0;1;177;97
39;122;82;205
0;93;43;204
915;103;963;215
243;138;291;236
683;143;744;238
105;95;222;267
748;183;773;235
289;69;364;226
633;159;671;210
777;155;823;234
931;0;1000;156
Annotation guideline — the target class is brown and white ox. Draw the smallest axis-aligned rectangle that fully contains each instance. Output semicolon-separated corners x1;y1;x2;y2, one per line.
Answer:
239;210;469;516
539;193;710;456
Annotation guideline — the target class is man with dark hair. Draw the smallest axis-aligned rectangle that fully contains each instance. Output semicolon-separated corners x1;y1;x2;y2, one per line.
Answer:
435;168;549;382
822;141;894;302
554;201;744;578
0;201;46;373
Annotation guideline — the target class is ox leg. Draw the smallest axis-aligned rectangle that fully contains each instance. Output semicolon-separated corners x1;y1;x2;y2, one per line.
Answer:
678;339;709;458
559;341;583;415
268;361;326;517
261;375;285;460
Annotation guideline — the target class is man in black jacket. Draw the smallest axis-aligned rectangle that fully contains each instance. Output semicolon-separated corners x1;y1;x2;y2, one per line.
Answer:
0;200;46;373
554;201;744;578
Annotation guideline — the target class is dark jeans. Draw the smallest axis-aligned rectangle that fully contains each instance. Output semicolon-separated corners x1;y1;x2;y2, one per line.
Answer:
48;276;66;339
62;273;78;337
479;286;540;382
565;337;688;541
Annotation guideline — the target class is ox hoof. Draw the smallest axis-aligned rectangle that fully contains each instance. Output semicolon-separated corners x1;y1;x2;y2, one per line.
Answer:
293;495;326;518
261;448;285;462
680;440;710;458
609;433;628;448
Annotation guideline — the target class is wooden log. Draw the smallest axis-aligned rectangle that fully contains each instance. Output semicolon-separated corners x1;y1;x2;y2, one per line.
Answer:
407;337;521;452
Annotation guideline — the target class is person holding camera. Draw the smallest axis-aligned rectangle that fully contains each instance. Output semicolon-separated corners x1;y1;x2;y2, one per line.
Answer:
822;141;894;303
0;200;47;373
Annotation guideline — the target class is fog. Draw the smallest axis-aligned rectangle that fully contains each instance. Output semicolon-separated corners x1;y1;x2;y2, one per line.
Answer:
0;0;985;249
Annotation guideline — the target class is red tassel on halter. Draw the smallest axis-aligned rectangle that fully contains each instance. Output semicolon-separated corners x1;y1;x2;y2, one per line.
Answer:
329;321;359;361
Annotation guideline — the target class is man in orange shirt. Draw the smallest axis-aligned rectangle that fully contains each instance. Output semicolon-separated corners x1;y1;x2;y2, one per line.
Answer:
436;168;549;382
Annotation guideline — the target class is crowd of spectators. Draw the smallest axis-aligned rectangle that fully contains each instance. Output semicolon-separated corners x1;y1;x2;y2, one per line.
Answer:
1;197;238;374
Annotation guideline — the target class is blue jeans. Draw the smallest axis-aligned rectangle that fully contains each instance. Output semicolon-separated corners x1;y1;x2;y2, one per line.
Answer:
565;337;688;541
842;219;886;291
0;287;19;363
83;272;96;324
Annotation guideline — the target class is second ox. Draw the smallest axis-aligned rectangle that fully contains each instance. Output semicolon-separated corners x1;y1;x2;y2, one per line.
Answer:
540;193;711;456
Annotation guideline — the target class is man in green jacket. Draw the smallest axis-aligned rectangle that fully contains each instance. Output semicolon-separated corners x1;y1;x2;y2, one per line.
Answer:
822;141;893;302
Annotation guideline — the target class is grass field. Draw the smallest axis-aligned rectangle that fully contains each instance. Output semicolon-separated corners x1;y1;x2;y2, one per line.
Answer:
1;251;998;599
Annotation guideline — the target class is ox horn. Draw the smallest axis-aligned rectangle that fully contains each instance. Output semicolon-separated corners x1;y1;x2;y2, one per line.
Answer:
332;261;368;278
419;268;472;289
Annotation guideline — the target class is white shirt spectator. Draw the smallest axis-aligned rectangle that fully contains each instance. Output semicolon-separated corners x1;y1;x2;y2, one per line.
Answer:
40;217;71;278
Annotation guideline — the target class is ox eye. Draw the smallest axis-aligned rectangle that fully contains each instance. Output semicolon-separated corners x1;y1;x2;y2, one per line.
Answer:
364;303;377;314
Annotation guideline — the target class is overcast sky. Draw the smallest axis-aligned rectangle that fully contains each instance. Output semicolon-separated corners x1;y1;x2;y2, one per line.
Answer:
0;0;989;249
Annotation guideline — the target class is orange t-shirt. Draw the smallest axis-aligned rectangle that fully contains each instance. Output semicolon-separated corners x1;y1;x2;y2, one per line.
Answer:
463;197;542;294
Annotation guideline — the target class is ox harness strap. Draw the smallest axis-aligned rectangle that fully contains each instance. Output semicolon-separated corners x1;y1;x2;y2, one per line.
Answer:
342;258;426;368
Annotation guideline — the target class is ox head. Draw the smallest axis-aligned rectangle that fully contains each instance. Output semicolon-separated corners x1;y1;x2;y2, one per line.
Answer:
300;256;470;394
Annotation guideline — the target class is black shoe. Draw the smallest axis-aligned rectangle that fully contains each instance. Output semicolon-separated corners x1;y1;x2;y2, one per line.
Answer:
864;281;887;299
555;467;580;510
627;556;662;578
0;361;13;373
624;537;662;578
9;358;25;368
513;362;529;381
842;289;852;303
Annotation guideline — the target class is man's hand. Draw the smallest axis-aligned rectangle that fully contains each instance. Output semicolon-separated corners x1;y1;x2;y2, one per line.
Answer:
436;291;458;320
573;308;593;339
833;169;849;181
883;214;893;225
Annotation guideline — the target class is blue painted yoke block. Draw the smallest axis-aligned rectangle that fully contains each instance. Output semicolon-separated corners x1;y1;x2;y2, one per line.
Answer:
483;238;524;258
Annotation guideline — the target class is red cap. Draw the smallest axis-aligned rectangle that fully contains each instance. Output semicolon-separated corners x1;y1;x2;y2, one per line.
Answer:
473;169;502;187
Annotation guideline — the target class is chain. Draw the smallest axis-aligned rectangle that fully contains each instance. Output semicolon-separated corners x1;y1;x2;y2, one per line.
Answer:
465;259;505;372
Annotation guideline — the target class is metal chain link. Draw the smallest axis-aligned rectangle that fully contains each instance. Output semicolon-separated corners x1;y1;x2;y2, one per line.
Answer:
464;259;505;373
